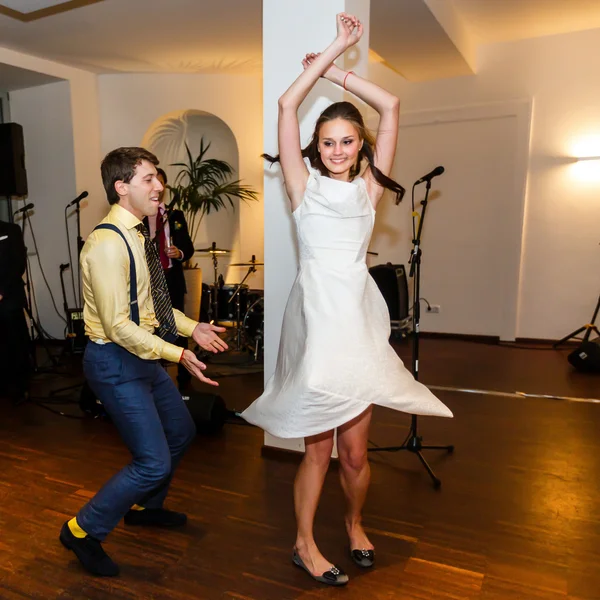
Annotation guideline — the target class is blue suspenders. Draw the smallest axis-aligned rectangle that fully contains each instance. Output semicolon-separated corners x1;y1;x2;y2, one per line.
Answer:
93;224;140;325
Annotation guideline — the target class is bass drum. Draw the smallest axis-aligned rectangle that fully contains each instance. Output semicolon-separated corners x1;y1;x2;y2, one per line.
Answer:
217;284;249;322
243;296;264;360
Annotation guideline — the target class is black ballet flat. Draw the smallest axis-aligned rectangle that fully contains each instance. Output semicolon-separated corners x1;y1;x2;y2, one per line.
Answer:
292;549;349;586
350;548;375;568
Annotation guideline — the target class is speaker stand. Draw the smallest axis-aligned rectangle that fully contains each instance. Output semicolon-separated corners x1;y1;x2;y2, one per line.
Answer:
553;293;600;348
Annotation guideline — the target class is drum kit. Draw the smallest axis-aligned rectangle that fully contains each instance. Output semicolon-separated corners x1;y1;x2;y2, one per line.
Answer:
195;242;264;362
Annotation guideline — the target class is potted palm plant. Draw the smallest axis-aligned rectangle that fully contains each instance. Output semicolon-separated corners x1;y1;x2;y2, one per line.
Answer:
168;138;259;319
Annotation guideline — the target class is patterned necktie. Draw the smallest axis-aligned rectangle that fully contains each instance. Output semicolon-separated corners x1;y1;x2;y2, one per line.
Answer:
155;208;170;270
136;223;178;342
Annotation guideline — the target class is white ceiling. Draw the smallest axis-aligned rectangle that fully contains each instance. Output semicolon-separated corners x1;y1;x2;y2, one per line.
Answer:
0;0;599;81
2;0;75;12
0;0;263;75
452;0;600;44
370;0;474;82
0;62;63;91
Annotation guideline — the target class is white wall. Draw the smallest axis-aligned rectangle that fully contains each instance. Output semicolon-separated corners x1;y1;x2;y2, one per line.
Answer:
98;74;264;288
10;81;78;338
369;27;600;340
0;47;102;338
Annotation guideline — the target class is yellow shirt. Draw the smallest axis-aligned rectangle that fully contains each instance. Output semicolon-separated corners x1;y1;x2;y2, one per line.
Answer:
80;204;197;363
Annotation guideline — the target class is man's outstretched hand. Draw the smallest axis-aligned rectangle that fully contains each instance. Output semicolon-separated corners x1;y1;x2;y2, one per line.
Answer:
180;349;219;387
191;322;228;354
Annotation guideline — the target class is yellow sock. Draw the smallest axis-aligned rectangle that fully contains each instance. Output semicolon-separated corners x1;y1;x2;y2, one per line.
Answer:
67;517;88;539
131;504;145;511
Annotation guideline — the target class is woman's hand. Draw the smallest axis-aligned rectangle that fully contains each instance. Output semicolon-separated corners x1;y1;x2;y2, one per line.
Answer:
301;52;344;81
335;12;363;50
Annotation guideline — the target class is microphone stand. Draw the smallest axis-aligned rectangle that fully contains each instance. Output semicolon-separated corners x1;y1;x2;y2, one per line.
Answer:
368;178;454;488
51;196;88;397
68;196;85;308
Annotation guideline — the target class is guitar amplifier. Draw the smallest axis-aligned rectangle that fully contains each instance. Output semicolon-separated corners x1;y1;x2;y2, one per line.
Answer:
369;263;410;330
66;308;86;354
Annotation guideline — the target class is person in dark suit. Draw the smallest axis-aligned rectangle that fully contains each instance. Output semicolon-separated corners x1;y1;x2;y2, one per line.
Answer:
0;219;30;402
144;168;195;389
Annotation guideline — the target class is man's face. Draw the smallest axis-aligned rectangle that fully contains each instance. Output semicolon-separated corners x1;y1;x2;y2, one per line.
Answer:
117;160;164;219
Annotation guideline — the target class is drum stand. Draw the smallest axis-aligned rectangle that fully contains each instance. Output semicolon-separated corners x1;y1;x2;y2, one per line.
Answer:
195;242;231;326
228;263;257;351
210;250;220;325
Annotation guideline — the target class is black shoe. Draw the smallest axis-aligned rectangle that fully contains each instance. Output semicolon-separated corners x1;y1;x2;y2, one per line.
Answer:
292;549;349;586
350;548;375;568
124;508;187;527
59;521;119;577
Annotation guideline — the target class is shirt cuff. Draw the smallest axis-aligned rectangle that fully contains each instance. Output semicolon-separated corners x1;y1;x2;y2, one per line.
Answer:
161;341;187;364
174;311;198;337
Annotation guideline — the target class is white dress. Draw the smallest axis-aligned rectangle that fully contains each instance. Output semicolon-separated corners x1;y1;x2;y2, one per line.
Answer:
241;161;453;438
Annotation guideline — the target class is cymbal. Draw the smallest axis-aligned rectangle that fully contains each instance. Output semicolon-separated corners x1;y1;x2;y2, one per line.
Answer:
230;261;264;267
195;246;230;254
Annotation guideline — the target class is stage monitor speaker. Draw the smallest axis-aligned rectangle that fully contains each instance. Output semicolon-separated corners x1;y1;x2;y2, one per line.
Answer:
369;263;409;323
568;340;600;374
183;392;228;435
0;123;28;197
79;387;230;434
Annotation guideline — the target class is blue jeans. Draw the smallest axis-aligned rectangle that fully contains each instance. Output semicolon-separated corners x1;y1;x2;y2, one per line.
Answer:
77;342;196;541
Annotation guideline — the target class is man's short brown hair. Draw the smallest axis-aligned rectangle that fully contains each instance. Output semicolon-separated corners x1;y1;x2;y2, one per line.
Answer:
101;147;159;205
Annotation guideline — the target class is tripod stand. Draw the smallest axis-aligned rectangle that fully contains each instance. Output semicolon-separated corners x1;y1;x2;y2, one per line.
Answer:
368;178;453;489
553;293;600;348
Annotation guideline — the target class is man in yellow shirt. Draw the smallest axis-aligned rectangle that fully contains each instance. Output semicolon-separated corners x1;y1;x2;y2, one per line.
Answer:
59;147;227;577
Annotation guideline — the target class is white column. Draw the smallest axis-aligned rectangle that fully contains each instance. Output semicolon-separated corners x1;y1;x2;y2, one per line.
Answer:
262;0;370;453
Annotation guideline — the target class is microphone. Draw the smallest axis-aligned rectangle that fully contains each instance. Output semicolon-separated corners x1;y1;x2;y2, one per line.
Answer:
13;203;34;215
66;191;89;207
415;166;444;185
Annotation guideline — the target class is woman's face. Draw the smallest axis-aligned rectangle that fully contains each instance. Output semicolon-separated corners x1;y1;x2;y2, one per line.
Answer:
318;118;363;181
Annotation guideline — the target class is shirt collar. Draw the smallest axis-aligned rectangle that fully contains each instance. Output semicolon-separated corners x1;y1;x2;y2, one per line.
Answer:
110;203;143;230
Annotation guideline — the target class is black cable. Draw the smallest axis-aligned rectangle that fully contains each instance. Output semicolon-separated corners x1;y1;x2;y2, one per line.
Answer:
27;255;60;341
368;428;411;452
26;211;67;326
65;205;76;310
497;341;571;351
30;400;85;419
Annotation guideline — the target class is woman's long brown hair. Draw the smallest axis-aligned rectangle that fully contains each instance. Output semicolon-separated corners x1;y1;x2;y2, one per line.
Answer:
264;101;405;203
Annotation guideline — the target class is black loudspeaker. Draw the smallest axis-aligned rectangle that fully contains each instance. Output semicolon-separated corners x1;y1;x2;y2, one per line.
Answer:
0;123;28;197
369;263;409;323
183;391;228;435
79;386;230;433
568;340;600;374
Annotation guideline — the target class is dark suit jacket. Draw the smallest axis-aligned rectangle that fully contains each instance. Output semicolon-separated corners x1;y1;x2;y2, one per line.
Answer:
143;209;194;309
0;220;27;312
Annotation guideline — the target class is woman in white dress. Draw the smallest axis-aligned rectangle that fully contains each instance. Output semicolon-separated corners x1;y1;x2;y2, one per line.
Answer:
241;13;452;586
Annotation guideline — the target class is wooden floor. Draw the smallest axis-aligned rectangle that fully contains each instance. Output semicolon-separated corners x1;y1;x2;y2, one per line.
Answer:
1;338;599;599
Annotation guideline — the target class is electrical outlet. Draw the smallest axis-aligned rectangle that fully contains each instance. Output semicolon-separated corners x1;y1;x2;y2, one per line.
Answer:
428;304;441;314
